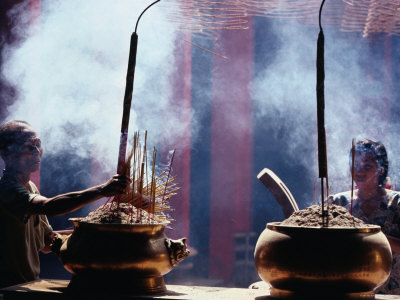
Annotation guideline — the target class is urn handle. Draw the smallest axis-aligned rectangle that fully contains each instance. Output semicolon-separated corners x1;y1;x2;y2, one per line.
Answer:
165;238;190;267
50;232;71;255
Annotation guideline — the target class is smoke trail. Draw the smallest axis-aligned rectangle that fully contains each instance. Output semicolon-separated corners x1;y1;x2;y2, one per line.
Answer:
3;1;398;212
252;18;396;201
1;0;182;180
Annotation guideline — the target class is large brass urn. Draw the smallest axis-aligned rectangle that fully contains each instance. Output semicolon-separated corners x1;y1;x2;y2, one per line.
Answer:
254;222;392;299
57;218;190;294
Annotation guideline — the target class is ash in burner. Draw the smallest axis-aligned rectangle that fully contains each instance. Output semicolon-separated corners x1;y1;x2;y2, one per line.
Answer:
81;203;165;224
281;204;373;227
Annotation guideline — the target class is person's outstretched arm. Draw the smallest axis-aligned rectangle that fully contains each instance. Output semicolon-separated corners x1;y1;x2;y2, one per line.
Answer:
27;174;130;217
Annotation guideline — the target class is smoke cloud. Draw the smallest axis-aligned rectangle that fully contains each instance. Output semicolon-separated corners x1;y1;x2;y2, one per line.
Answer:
2;1;398;210
1;0;182;180
252;18;398;201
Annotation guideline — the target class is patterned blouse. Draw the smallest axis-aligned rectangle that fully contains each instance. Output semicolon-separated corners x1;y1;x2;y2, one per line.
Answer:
329;190;400;295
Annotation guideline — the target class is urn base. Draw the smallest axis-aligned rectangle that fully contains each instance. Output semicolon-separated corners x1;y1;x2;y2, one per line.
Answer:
270;287;375;299
67;270;166;295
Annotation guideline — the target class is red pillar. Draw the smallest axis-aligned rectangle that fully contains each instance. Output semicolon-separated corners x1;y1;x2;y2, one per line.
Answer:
209;22;254;282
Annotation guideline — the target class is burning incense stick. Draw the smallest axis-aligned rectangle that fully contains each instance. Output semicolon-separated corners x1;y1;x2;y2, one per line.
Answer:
316;0;329;226
350;138;355;215
100;2;179;224
313;180;317;205
150;147;157;218
114;131;179;223
116;0;160;176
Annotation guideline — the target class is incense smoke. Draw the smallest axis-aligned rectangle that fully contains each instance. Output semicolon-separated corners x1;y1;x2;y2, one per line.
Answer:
1;0;182;184
2;1;397;214
2;0;399;286
252;18;398;203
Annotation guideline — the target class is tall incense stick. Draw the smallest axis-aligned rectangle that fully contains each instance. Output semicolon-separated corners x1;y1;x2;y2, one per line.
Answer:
116;0;161;175
316;0;328;226
317;0;328;226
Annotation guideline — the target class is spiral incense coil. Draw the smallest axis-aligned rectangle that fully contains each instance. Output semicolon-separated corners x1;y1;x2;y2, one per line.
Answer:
245;0;345;27
159;0;400;37
362;0;400;36
341;0;400;36
341;1;370;33
160;0;251;38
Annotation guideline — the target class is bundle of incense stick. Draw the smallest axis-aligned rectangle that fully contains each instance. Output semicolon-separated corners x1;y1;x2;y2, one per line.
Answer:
105;131;179;223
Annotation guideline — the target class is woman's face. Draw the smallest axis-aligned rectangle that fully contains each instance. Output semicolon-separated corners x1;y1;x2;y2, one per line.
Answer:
352;151;381;188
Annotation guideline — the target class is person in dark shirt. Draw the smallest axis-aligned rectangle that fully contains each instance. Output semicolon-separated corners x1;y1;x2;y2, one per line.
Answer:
328;138;400;294
0;120;130;288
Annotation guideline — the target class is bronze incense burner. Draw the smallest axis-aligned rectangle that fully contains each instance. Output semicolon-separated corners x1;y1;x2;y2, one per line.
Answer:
254;222;392;299
57;218;189;294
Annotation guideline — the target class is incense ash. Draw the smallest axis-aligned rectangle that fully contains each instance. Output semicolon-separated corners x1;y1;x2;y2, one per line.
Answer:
81;203;165;224
85;131;179;224
281;204;373;227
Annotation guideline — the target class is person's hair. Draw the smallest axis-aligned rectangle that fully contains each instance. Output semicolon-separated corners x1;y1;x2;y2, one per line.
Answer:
350;138;388;186
0;120;32;158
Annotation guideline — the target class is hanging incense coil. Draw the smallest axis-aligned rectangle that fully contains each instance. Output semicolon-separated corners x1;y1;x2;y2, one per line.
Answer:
341;0;400;37
245;0;345;27
158;0;400;37
160;0;250;38
362;0;400;36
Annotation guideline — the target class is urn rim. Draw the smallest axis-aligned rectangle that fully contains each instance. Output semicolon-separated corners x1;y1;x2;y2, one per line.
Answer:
266;221;381;233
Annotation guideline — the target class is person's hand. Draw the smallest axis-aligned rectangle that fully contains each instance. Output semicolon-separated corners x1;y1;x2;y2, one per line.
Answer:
44;230;72;255
100;174;131;197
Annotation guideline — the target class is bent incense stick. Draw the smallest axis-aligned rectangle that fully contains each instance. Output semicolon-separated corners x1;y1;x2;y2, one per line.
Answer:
316;0;329;226
117;0;161;175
